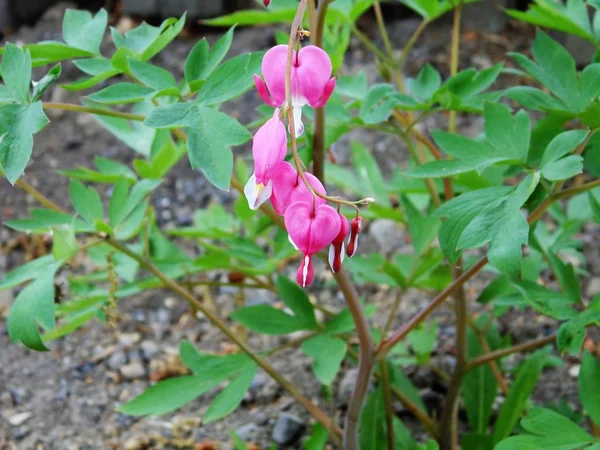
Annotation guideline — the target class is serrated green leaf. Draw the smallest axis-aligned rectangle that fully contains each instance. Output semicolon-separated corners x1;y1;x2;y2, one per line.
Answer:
87;82;154;104
0;101;49;184
7;262;63;351
186;27;235;87
483;103;530;162
62;8;107;54
128;59;176;90
204;365;257;423
301;335;346;385
69;180;103;224
1;43;31;103
0;255;58;290
118;375;221;416
197;51;263;105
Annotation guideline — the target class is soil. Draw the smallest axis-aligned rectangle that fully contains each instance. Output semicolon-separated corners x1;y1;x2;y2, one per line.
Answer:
0;3;596;450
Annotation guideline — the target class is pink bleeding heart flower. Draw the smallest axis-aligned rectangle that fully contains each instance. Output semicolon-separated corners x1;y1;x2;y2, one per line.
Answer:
270;161;326;215
285;201;341;287
263;0;271;5
346;216;363;257
254;44;336;137
244;108;287;210
328;212;349;273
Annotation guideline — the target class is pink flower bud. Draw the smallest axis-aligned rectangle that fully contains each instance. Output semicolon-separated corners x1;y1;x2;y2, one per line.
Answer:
244;108;287;210
328;212;349;273
285;200;341;287
254;45;336;137
263;0;271;6
346;216;363;257
270;161;326;215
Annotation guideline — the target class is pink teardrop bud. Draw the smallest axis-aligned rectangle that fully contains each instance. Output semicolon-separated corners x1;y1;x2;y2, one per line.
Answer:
263;0;271;6
346;216;363;257
328;213;349;273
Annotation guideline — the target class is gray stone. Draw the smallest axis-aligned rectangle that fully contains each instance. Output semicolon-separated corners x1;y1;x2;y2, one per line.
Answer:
107;350;128;371
462;0;514;34
140;340;160;360
586;277;600;298
0;288;13;308
119;362;146;380
7;411;32;426
369;219;401;253
271;413;306;445
337;368;358;405
235;423;259;441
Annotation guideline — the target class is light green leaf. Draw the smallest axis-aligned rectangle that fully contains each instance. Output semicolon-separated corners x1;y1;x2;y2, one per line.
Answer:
520;407;596;449
186;106;251;190
541;155;583;181
579;351;600;427
0;255;57;290
277;275;318;329
197;51;264;105
0;102;49;184
32;64;62;102
87;82;154;104
204;365;257;423
432;131;510;172
52;225;78;260
128;59;176;90
540;130;589;167
301;335;347;385
68;180;103;224
118;375;221;416
7;262;63;351
483;103;530;162
144;102;195;129
304;423;328;450
230;305;309;335
62;9;107;54
185;27;235;86
1;43;31;103
405;159;474;178
351;141;389;206
359;386;386;450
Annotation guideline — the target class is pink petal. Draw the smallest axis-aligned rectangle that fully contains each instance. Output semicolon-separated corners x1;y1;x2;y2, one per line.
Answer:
254;75;278;107
346;216;363;257
252;109;287;185
311;77;336;108
328;242;345;273
262;45;290;107
296;46;333;106
296;255;314;287
284;201;341;256
270;162;326;215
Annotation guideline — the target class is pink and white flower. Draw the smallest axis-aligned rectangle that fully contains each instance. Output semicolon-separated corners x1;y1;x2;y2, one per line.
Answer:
346;216;363;257
244;108;287;210
329;212;349;273
270;161;326;215
254;45;336;137
284;201;341;287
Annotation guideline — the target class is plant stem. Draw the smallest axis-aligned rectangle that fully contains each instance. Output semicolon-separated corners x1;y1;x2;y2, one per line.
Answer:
380;359;395;450
373;1;394;61
311;0;331;182
43;102;146;121
350;24;397;67
466;334;555;370
397;20;429;69
447;1;463;135
14;179;69;213
334;270;374;450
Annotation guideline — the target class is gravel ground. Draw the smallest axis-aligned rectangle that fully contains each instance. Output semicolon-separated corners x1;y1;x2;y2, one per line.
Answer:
1;3;597;450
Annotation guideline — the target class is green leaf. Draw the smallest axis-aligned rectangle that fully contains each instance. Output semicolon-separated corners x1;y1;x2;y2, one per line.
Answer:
432;131;510;172
400;196;439;255
186;106;251;190
405;159;474;178
407;64;442;101
62;8;107;54
52;225;78;260
541;155;583;181
197;51;264;105
32;64;62;102
461;318;499;433
408;321;438;364
7;262;63;351
203;8;296;27
230;305;310;335
1;43;31;103
143;102;195;129
494;435;539;450
117;375;221;416
301;335;347;385
359;83;400;124
179;341;253;380
350;141;389;206
492;350;549;445
185;26;235;87
359;386;386;450
558;297;600;354
276;275;318;329
434;186;513;263
0;102;49;184
303;423;328;450
579;351;600;427
69;180;103;224
540;130;589;167
128;59;176;91
204;364;257;423
87;83;154;104
390;364;428;413
483;103;530;163
519;407;596;449
0;255;58;290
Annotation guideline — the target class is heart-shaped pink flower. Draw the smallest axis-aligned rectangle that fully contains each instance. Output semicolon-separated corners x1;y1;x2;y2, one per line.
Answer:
270;161;326;215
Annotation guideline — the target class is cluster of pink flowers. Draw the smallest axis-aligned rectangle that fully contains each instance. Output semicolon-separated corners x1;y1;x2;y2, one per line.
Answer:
244;44;363;287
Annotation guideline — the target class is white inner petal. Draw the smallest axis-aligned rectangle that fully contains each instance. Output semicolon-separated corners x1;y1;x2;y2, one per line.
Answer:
302;255;310;286
328;244;336;272
243;174;272;210
288;233;299;250
292;106;304;138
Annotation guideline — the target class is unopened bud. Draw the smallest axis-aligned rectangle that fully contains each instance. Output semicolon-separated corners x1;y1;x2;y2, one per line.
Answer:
346;216;363;257
263;0;271;6
362;197;376;205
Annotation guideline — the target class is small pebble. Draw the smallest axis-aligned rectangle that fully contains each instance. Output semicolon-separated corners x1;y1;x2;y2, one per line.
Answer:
271;413;305;445
8;412;32;426
119;362;146;380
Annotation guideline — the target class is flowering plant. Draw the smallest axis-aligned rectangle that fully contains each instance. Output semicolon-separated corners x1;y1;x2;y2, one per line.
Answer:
2;1;600;449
